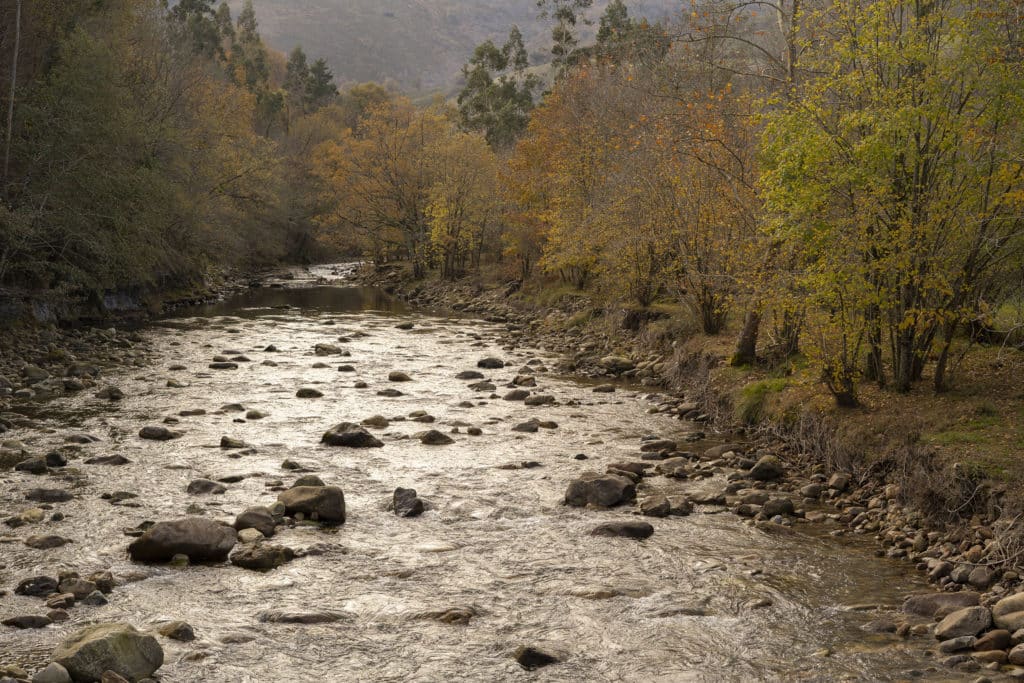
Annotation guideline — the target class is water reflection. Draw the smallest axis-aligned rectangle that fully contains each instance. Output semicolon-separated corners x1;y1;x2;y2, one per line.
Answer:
169;285;409;319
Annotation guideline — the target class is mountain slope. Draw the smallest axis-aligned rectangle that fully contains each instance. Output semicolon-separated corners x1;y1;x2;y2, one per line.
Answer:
228;0;681;92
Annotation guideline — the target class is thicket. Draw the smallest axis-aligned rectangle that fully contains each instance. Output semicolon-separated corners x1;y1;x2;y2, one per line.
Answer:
0;0;352;294
313;0;1024;406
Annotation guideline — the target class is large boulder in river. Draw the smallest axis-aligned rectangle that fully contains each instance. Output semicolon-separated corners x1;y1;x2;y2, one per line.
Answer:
564;473;636;508
993;592;1024;631
53;622;163;682
277;486;345;525
476;357;504;369
321;422;383;448
127;518;237;563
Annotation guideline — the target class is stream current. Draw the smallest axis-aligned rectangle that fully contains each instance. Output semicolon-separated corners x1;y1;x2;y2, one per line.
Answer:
0;265;962;681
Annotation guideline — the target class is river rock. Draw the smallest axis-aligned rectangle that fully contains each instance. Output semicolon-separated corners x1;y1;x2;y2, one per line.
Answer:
16;575;58;597
229;544;295;571
155;621;194;642
52;623;163;683
388;371;412;382
590;521;654;539
138;426;180;441
993;592;1024;631
935;606;992;640
456;370;484;380
393;487;424;517
186;479;226;495
599;355;635;373
639;496;671;517
828;472;851;491
26;488;73;503
477;357;504;369
45;452;67;467
469;381;496;391
974;629;1011;651
1009;643;1024;665
25;535;72;549
85;455;130;466
257;610;348;624
513;645;560;670
503;390;530;401
95;387;123;403
903;591;981;618
209;362;238;370
314;344;342;356
641;439;677;453
292;475;326;487
937;635;977;653
748;455;785;481
762;498;795;517
418;430;454;445
128;518;237;563
3;614;52;628
361;415;389;428
564;473;636;508
15;457;48;474
277;486;346;525
237;528;264;543
32;663;71;683
296;387;323;398
321;422;383;448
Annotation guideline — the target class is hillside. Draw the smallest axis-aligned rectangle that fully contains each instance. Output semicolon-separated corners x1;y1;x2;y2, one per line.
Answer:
227;0;681;93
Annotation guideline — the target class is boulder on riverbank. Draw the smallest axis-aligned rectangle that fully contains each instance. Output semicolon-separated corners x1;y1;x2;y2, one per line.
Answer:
127;518;237;563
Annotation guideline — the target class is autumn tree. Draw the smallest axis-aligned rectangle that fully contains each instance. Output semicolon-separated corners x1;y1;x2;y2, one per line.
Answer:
760;0;1024;402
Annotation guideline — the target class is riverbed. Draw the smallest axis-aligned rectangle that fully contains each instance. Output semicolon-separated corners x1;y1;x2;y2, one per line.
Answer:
0;265;963;681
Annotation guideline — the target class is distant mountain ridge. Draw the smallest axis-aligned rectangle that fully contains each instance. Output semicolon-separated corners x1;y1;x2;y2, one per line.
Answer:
227;0;681;93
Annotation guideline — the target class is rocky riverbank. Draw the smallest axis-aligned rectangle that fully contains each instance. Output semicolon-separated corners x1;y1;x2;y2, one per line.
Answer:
350;262;1024;679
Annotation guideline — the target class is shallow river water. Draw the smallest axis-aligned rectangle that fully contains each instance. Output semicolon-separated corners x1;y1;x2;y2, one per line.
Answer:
0;266;965;681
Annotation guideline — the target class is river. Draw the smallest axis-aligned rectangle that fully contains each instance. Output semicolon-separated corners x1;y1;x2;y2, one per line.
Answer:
0;265;964;681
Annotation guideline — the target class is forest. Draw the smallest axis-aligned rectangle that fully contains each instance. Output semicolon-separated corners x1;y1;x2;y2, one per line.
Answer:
2;0;1024;408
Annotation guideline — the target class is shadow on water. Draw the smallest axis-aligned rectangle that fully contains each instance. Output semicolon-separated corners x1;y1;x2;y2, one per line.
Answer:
167;285;409;320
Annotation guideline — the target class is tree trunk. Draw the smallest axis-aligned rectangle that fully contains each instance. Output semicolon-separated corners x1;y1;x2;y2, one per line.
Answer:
730;309;760;366
3;0;21;198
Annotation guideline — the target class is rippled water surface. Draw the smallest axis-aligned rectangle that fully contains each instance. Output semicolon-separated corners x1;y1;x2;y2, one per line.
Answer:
0;267;962;681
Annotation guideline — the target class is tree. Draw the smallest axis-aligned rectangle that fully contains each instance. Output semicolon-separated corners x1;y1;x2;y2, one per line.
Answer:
168;0;220;57
2;0;20;198
595;0;670;64
306;58;338;109
537;0;593;75
457;27;539;148
283;46;310;119
425;132;499;278
760;0;1024;401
